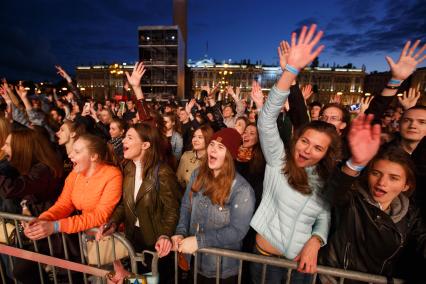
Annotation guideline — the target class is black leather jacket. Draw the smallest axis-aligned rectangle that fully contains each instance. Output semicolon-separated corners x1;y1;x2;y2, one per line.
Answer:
319;167;426;282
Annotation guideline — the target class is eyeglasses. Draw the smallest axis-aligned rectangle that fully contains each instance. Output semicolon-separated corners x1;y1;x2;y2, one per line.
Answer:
319;115;342;122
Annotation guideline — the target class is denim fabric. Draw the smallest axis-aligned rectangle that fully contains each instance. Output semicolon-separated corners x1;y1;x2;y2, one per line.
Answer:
171;131;183;161
175;170;255;278
250;246;313;284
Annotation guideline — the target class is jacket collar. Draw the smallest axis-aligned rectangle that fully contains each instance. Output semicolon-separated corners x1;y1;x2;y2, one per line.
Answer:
357;185;409;223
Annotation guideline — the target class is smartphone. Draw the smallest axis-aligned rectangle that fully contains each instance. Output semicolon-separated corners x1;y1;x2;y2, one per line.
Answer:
119;101;126;113
84;102;90;111
349;103;361;111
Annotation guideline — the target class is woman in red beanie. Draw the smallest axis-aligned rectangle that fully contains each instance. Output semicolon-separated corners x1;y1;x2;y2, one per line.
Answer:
169;127;256;283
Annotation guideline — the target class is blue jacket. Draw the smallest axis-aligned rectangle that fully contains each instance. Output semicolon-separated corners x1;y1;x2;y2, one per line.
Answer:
250;85;331;260
170;131;183;161
175;170;255;278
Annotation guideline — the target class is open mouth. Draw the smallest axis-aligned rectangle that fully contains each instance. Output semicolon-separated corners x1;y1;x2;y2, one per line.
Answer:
297;153;309;163
373;187;387;197
208;155;217;164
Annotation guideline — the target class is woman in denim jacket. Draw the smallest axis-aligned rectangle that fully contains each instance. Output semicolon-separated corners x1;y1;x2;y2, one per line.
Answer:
171;128;255;283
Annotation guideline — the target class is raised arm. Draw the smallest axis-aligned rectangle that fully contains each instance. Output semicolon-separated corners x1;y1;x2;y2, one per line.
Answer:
366;40;425;122
258;24;324;166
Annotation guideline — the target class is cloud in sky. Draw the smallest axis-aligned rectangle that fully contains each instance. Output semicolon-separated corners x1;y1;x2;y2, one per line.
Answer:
0;0;424;80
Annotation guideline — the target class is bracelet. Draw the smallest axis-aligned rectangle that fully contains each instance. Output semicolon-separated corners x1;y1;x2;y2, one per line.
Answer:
284;64;300;76
385;85;399;90
388;78;402;86
53;221;60;233
312;234;324;246
346;159;366;172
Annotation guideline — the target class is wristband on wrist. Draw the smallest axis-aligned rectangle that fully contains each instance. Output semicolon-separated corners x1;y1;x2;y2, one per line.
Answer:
53;221;60;233
346;159;366;172
388;78;402;86
312;234;324;246
284;64;300;76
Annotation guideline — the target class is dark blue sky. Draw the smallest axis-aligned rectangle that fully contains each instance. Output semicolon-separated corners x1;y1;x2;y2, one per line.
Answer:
0;0;424;81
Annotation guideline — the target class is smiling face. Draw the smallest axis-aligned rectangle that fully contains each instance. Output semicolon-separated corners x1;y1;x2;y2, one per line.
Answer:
293;129;331;168
242;125;258;148
320;106;346;134
56;123;72;145
192;129;206;151
68;138;94;174
163;116;174;131
368;159;409;210
207;140;227;175
399;109;426;143
223;106;234;119
122;127;148;161
109;121;123;139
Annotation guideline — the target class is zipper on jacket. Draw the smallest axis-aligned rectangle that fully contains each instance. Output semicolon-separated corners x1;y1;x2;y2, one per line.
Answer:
379;231;404;274
284;197;311;255
343;242;351;270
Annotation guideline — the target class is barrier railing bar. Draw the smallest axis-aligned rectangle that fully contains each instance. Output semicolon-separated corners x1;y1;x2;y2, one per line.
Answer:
339;277;345;284
0;244;110;277
193;252;198;284
112;235;117;259
32;238;46;284
13;219;23;249
311;272;318;284
0;259;6;284
174;251;178;284
78;231;89;284
261;263;266;284
196;248;404;284
95;237;102;267
286;268;292;284
215;254;220;284
237;259;242;284
61;232;73;284
47;235;58;284
85;228;138;274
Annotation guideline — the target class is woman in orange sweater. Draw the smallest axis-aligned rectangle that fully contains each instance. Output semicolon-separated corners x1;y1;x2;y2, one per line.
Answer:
24;134;123;239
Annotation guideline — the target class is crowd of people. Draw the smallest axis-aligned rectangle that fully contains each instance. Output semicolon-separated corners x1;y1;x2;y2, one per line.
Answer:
0;24;425;284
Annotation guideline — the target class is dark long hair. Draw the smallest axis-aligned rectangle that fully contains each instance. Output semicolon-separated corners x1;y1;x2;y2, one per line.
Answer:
131;122;162;179
283;121;341;195
364;145;416;196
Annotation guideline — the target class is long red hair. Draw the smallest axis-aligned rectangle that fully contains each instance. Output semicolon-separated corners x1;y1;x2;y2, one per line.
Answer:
192;149;235;206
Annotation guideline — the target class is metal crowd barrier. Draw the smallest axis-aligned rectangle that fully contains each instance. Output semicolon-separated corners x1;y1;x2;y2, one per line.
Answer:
174;248;405;284
0;211;159;284
1;210;405;284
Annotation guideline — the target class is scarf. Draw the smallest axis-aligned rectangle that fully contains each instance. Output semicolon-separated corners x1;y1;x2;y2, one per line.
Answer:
237;146;253;162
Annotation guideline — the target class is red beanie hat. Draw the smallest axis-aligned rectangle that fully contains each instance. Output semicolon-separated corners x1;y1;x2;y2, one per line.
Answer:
210;128;242;159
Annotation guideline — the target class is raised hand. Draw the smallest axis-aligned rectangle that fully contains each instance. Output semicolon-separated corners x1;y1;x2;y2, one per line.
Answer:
185;98;196;114
250;81;264;109
15;84;28;99
359;96;374;114
329;94;341;104
278;40;290;71
348;114;381;166
287;24;324;70
125;62;146;87
398;87;421;110
55;65;72;82
302;84;313;101
226;85;235;97
385;40;426;81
